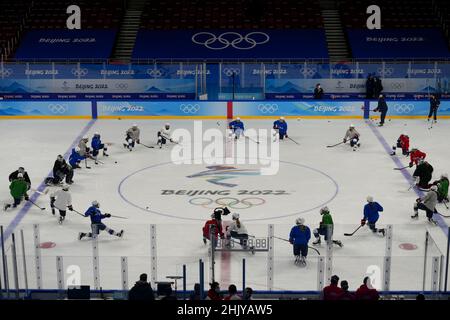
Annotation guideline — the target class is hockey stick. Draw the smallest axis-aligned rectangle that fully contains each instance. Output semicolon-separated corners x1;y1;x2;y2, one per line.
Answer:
273;236;321;255
27;199;45;211
287;136;300;145
72;209;86;217
394;166;410;171
326;141;345;148
105;213;128;219
84;158;91;169
443;200;449;210
344;224;363;236
244;135;260;144
436;212;450;218
30;187;48;195
140;142;155;149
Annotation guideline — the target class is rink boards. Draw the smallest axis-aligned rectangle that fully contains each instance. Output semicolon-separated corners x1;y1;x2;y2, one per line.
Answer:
0;100;450;119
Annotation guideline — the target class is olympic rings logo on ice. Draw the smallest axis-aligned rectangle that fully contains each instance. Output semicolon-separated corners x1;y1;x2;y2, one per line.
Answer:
376;67;394;77
299;67;317;77
222;67;240;76
48;104;68;114
189;197;266;209
257;103;279;114
71;68;89;77
115;83;128;89
146;69;163;78
180;103;200;114
393;103;414;114
0;68;13;78
191;32;270;50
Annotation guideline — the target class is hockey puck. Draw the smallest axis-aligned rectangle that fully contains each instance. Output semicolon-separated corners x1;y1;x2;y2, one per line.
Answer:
146;206;150;210
115;161;118;164
118;117;122;120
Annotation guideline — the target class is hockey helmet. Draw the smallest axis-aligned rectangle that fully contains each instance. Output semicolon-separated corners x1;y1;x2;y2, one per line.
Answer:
367;196;374;203
94;132;100;137
165;123;170;129
17;173;24;179
132;124;138;128
92;200;100;208
296;217;305;225
236;117;241;121
442;173;448;179
62;184;70;191
280;116;285;120
232;213;240;220
349;124;355;128
320;206;329;215
430;185;438;191
75;146;81;152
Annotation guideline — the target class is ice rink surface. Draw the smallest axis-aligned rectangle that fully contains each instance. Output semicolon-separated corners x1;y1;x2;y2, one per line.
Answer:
0;117;449;291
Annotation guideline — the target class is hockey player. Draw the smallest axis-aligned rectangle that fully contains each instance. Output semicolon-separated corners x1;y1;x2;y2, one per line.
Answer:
428;94;440;123
273;117;288;140
212;206;231;233
413;159;433;189
51;155;74;185
361;196;385;236
412;185;439;224
228;117;244;140
202;213;224;247
289;218;311;266
157;123;173;148
124;124;140;151
373;94;388;126
408;148;426;167
91;132;108;164
432;174;449;203
391;133;409;156
343;124;360;151
79;201;124;240
69;147;85;169
312;207;343;247
50;184;73;224
4;173;29;211
78;136;90;157
8;167;31;188
226;213;249;248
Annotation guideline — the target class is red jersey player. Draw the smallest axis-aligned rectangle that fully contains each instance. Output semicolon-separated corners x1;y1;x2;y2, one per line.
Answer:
202;214;224;246
391;133;410;156
409;148;426;167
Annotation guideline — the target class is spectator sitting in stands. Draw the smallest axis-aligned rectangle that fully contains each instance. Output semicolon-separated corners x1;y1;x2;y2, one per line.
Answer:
206;281;222;300
189;283;201;300
416;293;425;300
339;280;355;300
224;284;241;300
160;285;177;300
322;275;343;300
314;83;324;99
128;273;154;300
355;276;380;300
243;287;253;300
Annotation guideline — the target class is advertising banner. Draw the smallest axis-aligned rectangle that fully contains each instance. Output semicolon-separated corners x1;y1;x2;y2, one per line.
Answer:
0;101;92;118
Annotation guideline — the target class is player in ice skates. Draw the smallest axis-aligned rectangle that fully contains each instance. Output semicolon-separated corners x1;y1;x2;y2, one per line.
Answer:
157;123;174;148
391;133;409;156
343;124;360;151
91;132;108;164
202;213;224;248
228;117;245;140
289;218;311;266
361;196;385;236
69;147;85;169
4;173;29;211
412;185;439;224
428;94;440;123
9;167;31;188
226;213;251;249
412;159;433;190
78;136;90;158
432;174;449;203
50;155;74;185
373;94;388;126
273;117;288;140
79;201;124;240
408;148;426;167
50;184;73;224
124;124;140;151
312;207;343;247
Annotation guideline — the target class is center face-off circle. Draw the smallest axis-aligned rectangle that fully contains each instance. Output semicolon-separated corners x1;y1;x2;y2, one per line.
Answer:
118;159;339;221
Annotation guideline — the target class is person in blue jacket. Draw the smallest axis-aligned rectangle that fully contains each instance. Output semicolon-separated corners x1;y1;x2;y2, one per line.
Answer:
289;217;311;266
79;200;124;240
273;117;288;140
228;117;245;140
69;147;85;169
91;132;109;165
361;196;385;236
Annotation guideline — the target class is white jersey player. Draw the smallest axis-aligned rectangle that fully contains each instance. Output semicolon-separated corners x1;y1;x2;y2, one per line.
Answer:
50;184;73;224
124;124;140;151
157;123;173;148
343;124;360;151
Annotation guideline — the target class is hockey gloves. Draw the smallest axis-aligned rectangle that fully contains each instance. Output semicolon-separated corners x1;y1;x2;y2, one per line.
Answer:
68;205;74;211
360;219;366;226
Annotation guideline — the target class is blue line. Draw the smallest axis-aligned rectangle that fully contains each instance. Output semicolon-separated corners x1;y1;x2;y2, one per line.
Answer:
3;119;97;241
366;120;449;237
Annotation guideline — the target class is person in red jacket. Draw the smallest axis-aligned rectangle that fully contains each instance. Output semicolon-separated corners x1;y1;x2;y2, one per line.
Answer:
206;282;222;300
391;133;410;156
355;276;380;300
202;214;224;247
322;275;343;300
409;148;426;167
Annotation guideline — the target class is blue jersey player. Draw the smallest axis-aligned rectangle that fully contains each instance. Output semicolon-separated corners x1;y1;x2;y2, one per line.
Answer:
79;200;123;240
273;117;288;140
361;196;385;236
228;117;244;139
91;132;109;164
